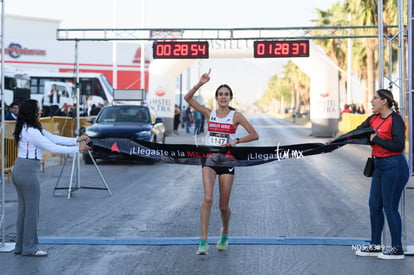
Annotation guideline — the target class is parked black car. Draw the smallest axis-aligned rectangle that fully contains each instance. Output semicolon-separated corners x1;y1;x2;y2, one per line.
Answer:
83;104;165;164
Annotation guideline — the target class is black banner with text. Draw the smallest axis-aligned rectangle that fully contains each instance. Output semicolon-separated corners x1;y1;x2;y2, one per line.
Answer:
91;127;374;166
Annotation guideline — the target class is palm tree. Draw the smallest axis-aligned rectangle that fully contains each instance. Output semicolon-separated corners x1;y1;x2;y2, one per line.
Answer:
311;3;349;101
311;3;348;69
259;0;402;115
345;0;379;108
382;0;404;84
282;61;310;114
312;1;399;110
256;61;309;115
257;74;291;113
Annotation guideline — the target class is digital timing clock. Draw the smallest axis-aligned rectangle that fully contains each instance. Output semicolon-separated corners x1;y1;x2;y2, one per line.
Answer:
254;40;310;58
152;41;209;59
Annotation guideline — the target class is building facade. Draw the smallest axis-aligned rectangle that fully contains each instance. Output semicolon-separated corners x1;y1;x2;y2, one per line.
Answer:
2;14;150;90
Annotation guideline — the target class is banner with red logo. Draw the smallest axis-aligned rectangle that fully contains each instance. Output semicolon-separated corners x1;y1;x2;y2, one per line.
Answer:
91;127;374;166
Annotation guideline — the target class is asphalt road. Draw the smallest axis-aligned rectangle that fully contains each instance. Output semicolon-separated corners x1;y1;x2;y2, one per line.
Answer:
1;113;414;275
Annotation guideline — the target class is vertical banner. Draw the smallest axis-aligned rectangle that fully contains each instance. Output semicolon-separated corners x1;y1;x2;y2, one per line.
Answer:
147;73;175;136
293;42;340;137
148;59;196;135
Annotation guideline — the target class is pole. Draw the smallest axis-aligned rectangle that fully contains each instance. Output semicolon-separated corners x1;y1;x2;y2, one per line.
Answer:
377;0;390;249
0;0;14;252
0;0;6;248
140;0;145;91
112;0;118;89
347;13;352;105
179;74;182;110
378;0;384;89
75;39;81;191
402;0;414;255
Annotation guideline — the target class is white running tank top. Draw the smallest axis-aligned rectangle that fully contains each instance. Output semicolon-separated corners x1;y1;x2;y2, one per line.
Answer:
206;110;236;145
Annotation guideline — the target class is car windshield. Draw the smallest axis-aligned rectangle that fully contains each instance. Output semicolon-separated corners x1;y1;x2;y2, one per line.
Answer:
97;106;150;124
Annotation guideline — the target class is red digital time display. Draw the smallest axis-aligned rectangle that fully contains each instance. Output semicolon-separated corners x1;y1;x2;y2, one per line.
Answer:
153;41;209;59
254;40;309;58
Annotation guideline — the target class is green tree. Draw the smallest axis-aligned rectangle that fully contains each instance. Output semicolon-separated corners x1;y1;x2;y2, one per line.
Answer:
258;0;402;114
283;61;309;112
257;61;309;115
311;3;349;101
312;2;348;69
257;74;290;113
345;0;378;107
311;0;400;109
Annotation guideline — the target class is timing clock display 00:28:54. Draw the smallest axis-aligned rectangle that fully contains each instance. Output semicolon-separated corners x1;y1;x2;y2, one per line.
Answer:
152;41;209;59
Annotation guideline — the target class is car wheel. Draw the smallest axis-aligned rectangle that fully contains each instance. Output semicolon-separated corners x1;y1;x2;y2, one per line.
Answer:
83;151;93;164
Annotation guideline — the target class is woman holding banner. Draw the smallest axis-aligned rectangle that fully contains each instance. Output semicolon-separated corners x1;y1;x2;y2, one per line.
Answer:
12;99;90;257
185;69;259;255
353;89;409;260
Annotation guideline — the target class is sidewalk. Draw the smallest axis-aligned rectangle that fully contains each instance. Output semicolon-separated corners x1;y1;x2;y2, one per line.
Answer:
165;125;202;145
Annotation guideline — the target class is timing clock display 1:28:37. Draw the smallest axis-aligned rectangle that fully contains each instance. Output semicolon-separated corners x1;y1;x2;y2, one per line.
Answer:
254;40;310;58
152;41;209;59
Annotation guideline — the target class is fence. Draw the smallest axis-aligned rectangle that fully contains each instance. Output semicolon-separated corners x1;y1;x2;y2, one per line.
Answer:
338;113;369;134
1;117;92;180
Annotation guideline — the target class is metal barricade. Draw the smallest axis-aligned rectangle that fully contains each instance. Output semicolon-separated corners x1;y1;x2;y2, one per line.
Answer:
38;116;93;172
338;113;368;134
39;116;75;172
1;122;18;183
1;117;91;176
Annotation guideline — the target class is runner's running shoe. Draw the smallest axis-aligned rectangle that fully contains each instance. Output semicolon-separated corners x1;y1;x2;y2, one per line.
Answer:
217;229;229;251
196;239;209;255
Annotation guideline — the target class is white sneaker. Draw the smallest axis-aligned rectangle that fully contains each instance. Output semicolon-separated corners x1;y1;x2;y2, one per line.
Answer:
23;250;48;257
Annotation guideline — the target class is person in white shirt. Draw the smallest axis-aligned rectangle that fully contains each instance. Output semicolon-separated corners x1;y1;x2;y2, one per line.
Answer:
47;84;61;116
184;69;259;255
11;99;90;257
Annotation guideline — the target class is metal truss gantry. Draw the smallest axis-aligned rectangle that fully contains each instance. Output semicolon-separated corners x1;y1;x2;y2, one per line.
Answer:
57;25;399;41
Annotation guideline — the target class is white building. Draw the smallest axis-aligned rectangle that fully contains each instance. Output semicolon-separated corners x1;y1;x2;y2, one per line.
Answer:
2;14;150;90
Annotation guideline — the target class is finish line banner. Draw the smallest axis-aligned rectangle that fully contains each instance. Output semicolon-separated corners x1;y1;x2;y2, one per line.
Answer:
91;127;374;166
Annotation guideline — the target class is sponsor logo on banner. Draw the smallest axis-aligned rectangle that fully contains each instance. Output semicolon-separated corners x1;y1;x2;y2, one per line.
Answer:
155;90;166;97
149;87;172;116
320;91;330;98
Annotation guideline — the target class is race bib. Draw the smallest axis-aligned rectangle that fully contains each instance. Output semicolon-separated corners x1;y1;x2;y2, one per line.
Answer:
208;132;229;145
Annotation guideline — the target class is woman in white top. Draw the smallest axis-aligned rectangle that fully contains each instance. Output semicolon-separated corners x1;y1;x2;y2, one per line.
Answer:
184;69;259;255
12;99;90;257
